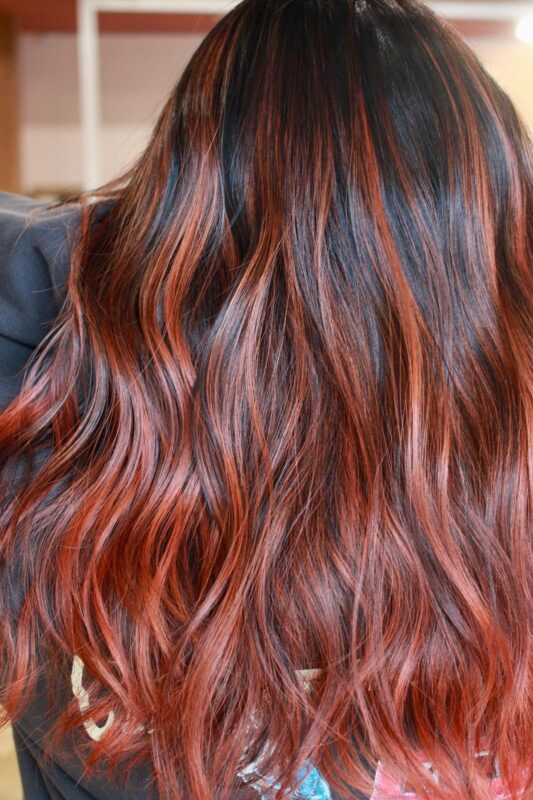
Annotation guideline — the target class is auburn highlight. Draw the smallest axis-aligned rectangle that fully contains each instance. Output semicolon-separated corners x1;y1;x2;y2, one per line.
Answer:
1;0;532;798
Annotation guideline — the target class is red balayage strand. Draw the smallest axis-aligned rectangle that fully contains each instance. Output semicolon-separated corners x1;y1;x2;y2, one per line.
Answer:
1;0;532;798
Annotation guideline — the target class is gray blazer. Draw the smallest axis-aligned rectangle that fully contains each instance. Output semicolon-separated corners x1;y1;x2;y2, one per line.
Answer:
0;191;82;409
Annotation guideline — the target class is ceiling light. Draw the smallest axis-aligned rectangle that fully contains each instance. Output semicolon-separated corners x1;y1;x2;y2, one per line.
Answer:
516;12;533;43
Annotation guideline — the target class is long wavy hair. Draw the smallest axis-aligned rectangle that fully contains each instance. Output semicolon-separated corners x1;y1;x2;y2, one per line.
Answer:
1;0;532;798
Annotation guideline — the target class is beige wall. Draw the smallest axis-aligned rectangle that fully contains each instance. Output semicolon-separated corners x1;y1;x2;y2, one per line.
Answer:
18;32;204;192
470;36;533;133
16;31;533;194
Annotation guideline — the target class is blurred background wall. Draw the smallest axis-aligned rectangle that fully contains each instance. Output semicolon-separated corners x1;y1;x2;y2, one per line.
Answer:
0;1;532;198
18;31;201;193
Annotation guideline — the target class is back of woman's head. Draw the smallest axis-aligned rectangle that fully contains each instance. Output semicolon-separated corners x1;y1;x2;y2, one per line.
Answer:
1;0;532;798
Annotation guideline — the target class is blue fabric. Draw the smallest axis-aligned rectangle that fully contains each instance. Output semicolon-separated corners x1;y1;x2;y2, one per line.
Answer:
293;763;332;799
251;761;332;799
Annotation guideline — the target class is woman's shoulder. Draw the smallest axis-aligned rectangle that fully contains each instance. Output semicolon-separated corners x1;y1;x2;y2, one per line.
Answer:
0;190;82;242
0;189;52;222
0;192;115;410
0;192;83;409
0;191;83;307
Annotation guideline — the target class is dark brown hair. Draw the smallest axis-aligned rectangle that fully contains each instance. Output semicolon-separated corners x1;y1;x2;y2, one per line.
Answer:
1;0;532;798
